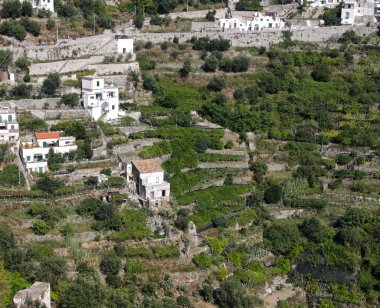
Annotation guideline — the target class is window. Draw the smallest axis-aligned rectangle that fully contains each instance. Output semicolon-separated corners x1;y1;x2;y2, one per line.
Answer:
8;115;12;122
109;92;114;98
90;96;95;99
123;48;126;53
150;191;154;198
112;105;115;110
65;141;70;145
346;12;350;18
162;190;166;197
27;156;31;161
156;177;159;183
96;81;100;86
11;125;14;129
96;93;101;99
43;142;47;148
269;23;272;28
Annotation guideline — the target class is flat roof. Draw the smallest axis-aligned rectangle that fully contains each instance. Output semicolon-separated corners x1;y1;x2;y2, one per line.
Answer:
132;159;163;173
82;75;103;80
35;131;60;140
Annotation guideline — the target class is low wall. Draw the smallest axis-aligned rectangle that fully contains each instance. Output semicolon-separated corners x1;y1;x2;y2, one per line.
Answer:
87;62;140;75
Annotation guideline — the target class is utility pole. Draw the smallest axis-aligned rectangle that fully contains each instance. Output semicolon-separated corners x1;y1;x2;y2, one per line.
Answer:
56;26;58;45
93;13;96;35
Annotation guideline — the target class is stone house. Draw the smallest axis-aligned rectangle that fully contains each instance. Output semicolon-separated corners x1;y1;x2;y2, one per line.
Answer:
126;159;170;209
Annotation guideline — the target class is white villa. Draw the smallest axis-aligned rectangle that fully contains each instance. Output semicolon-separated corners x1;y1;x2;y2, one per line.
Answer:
216;12;285;32
20;131;77;174
13;282;51;308
341;0;376;24
21;0;55;12
0;107;19;144
81;76;119;122
126;159;170;209
115;35;134;54
306;0;377;24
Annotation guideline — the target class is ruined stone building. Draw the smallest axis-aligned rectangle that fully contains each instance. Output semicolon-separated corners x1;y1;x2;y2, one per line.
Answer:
126;159;170;209
13;282;51;308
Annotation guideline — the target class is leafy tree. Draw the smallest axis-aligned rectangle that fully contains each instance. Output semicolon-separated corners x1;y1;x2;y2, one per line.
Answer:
246;190;264;208
264;221;300;255
61;93;79;107
336;226;364;249
37;256;66;287
35;175;65;194
213;279;255;308
0;261;11;308
58;278;106;308
231;55;250;72
179;58;192;78
312;62;332;82
0;50;12;70
11;82;32;98
46;19;55;30
176;295;193;308
15;56;30;71
143;75;157;91
340;208;370;227
1;0;21;19
0;164;25;186
0;225;16;258
264;183;282;204
250;160;268;183
236;0;262;11
205;9;216;21
322;5;342;26
41;73;61;96
100;254;121;275
300;217;324;242
207;76;226;92
134;8;144;29
76;198;103;216
20;17;41;36
203;55;219;72
212;215;228;228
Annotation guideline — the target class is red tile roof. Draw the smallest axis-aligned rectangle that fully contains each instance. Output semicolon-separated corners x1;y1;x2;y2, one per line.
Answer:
35;131;60;140
132;159;163;173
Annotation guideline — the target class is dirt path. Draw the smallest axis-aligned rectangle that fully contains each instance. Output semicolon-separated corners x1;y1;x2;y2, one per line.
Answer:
261;287;304;308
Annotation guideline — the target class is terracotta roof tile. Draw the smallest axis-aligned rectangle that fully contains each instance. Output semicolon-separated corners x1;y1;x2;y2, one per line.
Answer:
35;131;60;140
132;159;163;173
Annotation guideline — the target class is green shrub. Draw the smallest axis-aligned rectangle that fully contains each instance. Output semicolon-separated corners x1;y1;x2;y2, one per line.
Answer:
193;252;212;269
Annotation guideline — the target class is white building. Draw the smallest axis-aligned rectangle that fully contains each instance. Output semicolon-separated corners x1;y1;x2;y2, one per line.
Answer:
13;282;51;308
126;159;170;209
115;35;134;54
217;13;285;31
20;131;77;174
308;0;342;8
81;76;119;122
0;107;19;144
20;0;55;12
341;0;376;24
